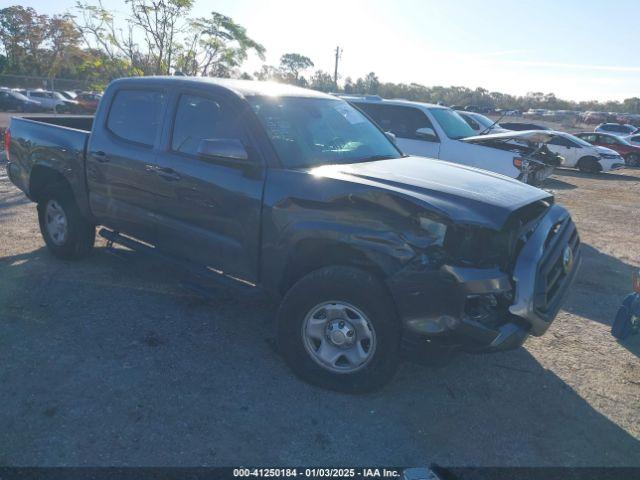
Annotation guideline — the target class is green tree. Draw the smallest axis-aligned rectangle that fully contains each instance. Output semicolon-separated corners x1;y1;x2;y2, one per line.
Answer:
175;12;265;77
0;6;49;76
308;69;334;92
279;53;313;84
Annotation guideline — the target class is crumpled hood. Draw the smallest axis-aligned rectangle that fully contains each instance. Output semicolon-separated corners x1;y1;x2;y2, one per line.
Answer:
310;156;552;229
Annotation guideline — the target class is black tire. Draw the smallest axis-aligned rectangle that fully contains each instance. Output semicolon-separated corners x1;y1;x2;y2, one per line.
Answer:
277;266;400;393
577;156;601;174
37;186;95;260
625;153;639;167
611;306;632;340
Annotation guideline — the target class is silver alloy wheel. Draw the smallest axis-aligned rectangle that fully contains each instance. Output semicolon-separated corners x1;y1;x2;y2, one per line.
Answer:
45;200;68;246
302;301;377;374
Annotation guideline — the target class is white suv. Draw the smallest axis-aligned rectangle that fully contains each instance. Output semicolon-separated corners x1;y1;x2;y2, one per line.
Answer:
342;96;556;184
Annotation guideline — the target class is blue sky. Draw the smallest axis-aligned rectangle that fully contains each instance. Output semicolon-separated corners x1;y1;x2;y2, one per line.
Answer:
20;0;640;101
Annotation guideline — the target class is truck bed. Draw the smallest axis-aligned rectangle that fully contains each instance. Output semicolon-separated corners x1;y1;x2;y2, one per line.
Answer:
18;115;94;132
6;115;94;212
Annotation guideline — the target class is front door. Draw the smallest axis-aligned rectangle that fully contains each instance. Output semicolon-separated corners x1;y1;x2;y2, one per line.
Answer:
153;90;265;282
547;136;581;167
355;103;441;159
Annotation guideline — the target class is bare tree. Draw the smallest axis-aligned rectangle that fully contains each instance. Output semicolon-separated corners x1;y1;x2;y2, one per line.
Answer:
126;0;193;75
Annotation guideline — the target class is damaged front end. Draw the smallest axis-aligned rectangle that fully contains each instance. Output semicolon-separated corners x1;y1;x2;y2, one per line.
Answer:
387;199;581;354
463;130;564;186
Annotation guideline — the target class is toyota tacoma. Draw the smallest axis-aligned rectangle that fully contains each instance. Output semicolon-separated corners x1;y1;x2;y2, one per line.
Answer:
4;77;581;392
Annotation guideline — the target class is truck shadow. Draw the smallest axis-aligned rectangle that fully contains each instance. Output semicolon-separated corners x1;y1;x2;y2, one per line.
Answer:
0;246;639;466
542;176;577;191
565;243;637;331
554;168;640;182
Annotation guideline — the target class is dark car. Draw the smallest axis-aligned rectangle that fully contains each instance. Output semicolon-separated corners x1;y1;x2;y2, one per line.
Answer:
576;132;640;166
0;90;43;112
4;77;581;392
500;122;551;131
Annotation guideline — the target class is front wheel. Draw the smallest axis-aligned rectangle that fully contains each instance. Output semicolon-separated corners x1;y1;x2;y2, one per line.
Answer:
277;266;400;393
625;153;639;167
37;188;95;259
577;156;601;174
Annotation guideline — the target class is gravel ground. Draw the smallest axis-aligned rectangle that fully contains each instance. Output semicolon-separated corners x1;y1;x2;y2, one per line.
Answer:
0;135;639;466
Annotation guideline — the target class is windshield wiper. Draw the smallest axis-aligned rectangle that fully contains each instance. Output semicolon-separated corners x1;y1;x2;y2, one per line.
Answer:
356;154;400;162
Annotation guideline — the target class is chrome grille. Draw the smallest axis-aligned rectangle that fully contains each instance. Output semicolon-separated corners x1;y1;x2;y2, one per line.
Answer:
534;217;580;317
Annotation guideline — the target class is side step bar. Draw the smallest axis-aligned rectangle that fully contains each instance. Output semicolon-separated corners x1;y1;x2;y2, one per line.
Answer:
98;228;254;293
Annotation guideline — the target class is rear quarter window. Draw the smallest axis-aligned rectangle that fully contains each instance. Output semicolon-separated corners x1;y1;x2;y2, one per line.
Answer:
106;89;165;146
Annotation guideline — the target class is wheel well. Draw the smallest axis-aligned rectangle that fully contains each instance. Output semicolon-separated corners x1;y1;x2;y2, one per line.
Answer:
279;240;389;296
577;156;599;169
29;166;72;202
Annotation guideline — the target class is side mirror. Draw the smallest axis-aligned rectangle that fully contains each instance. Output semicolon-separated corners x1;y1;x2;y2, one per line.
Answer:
415;127;438;141
197;138;250;162
385;131;397;143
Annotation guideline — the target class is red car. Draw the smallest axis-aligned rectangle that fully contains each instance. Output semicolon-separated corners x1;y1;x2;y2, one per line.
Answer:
576;132;640;167
75;92;102;113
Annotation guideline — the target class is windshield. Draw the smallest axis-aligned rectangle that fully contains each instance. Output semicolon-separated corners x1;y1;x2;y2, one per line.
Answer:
470;113;496;129
10;91;29;101
249;96;402;168
429;108;476;139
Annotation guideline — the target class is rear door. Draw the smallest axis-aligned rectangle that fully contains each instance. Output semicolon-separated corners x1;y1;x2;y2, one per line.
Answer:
86;87;168;244
153;89;265;282
354;103;441;158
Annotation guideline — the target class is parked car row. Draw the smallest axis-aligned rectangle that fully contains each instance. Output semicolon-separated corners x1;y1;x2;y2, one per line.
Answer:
0;87;102;113
486;119;640;168
341;95;634;181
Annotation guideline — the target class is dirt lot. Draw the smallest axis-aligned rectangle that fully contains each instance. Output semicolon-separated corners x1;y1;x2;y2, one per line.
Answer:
0;124;639;466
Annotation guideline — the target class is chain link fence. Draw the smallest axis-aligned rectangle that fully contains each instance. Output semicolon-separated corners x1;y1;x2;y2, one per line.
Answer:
0;74;90;92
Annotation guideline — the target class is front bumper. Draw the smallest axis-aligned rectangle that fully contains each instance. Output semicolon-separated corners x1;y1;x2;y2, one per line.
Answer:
389;204;581;353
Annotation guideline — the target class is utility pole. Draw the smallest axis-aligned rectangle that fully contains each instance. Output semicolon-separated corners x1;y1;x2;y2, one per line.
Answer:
333;46;341;89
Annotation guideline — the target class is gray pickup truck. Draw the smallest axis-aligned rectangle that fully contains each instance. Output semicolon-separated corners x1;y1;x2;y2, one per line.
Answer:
5;77;580;392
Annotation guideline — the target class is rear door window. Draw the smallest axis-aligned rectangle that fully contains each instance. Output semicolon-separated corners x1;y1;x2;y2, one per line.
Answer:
107;89;166;147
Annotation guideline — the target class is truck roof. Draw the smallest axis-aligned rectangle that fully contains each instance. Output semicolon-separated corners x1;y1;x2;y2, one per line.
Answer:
109;76;334;100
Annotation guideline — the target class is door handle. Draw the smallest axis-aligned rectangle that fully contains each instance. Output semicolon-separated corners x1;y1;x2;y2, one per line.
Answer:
90;150;109;163
156;167;181;181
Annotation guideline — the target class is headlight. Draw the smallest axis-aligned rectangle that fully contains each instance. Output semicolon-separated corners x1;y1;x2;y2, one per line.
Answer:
418;217;447;246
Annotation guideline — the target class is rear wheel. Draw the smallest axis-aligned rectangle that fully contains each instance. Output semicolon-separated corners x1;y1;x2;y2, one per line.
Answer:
277;266;400;393
37;187;95;259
